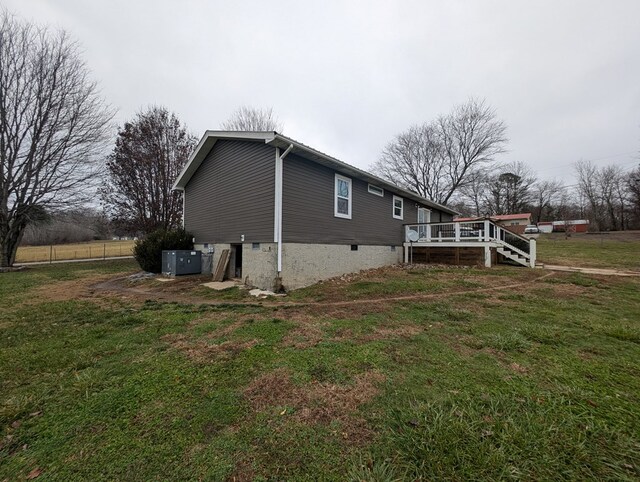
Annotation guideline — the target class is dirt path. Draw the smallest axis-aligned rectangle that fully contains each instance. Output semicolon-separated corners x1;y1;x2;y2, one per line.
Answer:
544;264;640;277
93;271;556;308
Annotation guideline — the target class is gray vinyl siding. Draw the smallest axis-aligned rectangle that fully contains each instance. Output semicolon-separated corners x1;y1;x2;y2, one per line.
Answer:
282;153;451;245
184;139;274;243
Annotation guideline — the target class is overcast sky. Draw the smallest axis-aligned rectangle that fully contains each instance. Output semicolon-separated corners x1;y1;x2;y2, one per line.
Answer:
4;0;640;183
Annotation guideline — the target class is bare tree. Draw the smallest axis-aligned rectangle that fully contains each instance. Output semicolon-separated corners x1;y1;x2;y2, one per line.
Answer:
0;11;113;267
102;106;196;234
21;208;110;245
372;124;448;202
485;161;536;215
575;160;604;230
373;98;507;204
222;106;283;131
574;160;630;231
458;169;490;216
531;179;565;223
600;165;627;230
628;164;640;228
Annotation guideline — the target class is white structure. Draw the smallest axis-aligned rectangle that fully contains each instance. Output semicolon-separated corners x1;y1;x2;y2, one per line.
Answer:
403;219;537;268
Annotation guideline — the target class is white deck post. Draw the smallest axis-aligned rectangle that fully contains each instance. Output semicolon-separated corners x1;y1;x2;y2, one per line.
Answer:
426;223;431;242
404;244;409;263
455;222;460;242
484;245;492;267
529;238;537;267
484;220;490;241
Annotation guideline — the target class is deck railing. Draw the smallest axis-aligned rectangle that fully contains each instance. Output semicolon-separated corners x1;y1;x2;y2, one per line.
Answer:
404;220;532;255
404;219;536;267
405;221;489;243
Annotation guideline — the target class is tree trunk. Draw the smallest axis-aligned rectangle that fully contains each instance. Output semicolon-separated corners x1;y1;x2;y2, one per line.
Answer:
0;238;12;267
0;245;8;268
0;228;23;267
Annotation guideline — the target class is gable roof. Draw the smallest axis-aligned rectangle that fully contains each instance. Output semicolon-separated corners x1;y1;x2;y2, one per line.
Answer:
173;131;458;215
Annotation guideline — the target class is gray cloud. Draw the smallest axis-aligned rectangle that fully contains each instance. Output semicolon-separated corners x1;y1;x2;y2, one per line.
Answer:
5;0;639;183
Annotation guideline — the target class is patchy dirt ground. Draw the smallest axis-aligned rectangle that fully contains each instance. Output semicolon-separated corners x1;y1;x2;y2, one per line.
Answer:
162;333;259;364
243;368;386;443
86;264;554;310
544;264;640;277
33;272;131;303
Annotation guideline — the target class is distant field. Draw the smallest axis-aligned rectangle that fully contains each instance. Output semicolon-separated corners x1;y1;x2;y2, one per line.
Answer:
16;240;135;263
537;231;640;271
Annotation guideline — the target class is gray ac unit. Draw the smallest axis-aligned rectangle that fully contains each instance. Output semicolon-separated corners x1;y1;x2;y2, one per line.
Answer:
162;250;202;276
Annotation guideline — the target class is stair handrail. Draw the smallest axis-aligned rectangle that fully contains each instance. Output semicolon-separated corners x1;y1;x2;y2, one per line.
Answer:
484;220;531;258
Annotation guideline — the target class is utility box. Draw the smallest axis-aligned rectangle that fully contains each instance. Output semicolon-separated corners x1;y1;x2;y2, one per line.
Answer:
162;250;202;276
201;253;213;275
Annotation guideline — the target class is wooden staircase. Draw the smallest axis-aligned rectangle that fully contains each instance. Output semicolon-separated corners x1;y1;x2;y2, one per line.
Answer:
497;246;530;267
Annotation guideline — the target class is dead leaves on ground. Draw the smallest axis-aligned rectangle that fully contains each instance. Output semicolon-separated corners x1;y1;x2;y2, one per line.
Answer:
243;368;386;444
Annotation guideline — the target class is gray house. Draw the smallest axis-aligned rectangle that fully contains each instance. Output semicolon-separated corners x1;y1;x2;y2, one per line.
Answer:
172;131;459;290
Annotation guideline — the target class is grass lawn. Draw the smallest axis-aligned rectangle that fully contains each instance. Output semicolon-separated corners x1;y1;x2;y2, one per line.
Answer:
537;231;640;271
1;259;639;480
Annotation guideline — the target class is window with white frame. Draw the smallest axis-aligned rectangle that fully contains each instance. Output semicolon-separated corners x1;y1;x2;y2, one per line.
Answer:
393;195;403;219
367;184;384;197
334;174;352;219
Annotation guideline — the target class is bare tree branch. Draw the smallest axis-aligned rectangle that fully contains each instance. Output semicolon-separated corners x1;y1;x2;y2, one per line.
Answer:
0;10;114;266
372;98;507;204
574;160;630;231
221;106;283;132
531;179;564;223
101;106;196;234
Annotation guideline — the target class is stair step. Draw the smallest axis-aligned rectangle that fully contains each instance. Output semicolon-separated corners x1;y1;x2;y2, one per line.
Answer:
497;247;530;267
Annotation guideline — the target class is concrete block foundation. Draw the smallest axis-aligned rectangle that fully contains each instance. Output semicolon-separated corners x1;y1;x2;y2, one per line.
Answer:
279;243;402;290
195;242;402;291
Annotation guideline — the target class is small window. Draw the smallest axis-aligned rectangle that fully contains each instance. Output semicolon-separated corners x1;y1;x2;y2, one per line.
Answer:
334;174;352;219
252;242;260;250
351;244;358;251
390;246;396;252
367;184;384;197
393;195;403;220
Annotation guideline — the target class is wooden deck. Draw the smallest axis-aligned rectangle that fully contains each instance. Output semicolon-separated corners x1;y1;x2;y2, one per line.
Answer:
403;220;537;268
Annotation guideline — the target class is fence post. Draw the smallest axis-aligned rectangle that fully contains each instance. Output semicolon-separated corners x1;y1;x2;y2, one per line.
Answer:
49;245;53;264
103;244;106;260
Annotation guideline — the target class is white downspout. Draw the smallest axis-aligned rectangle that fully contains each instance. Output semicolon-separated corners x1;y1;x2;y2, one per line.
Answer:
274;148;282;273
274;144;293;275
181;189;185;228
